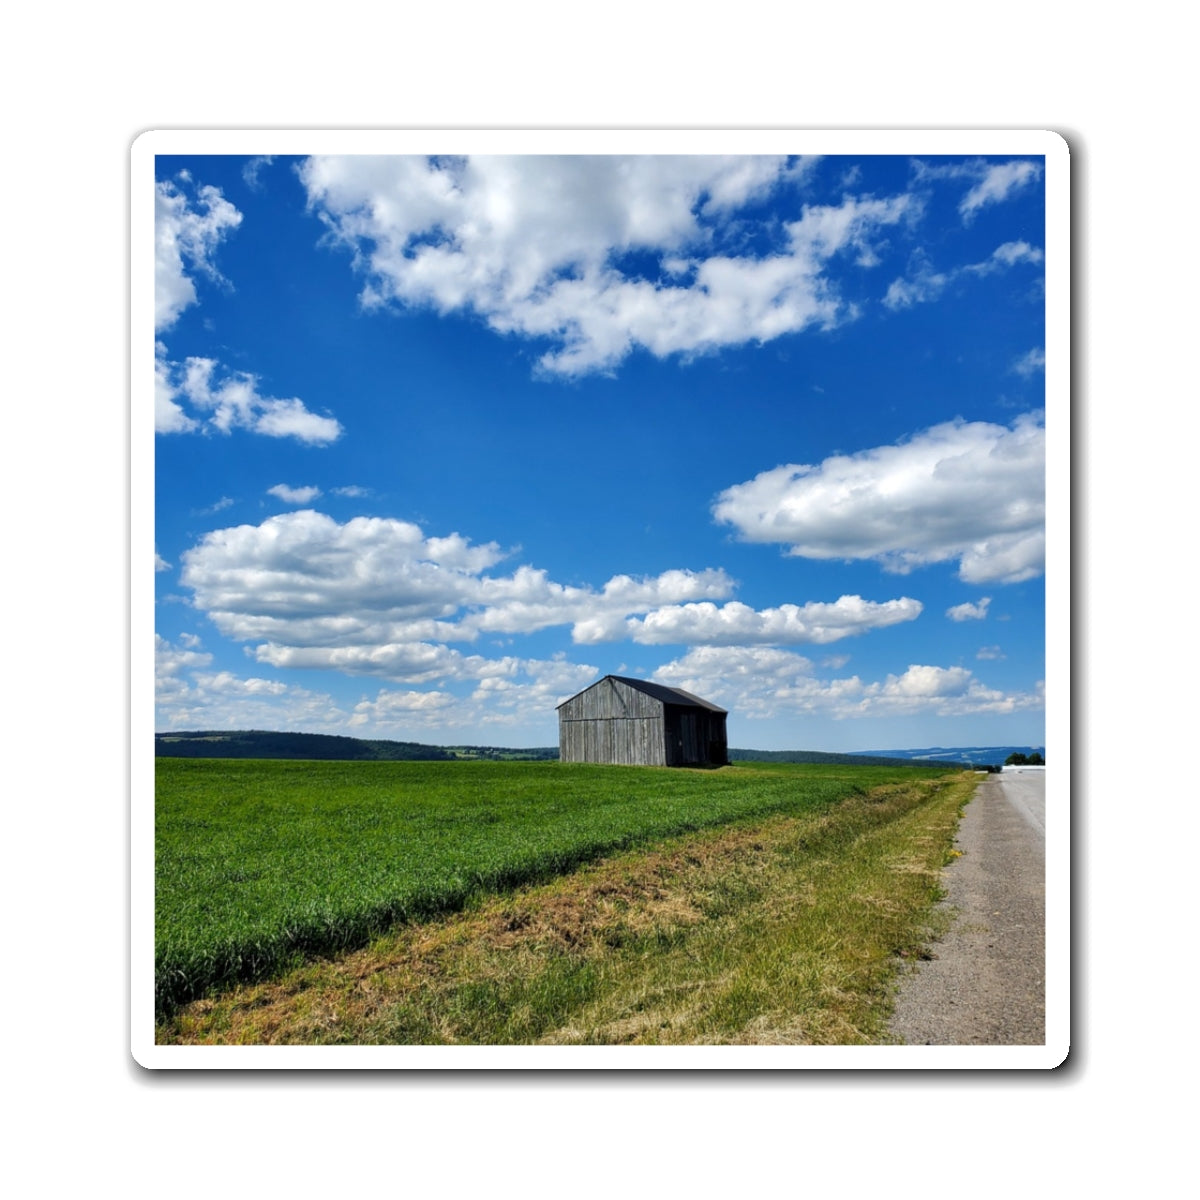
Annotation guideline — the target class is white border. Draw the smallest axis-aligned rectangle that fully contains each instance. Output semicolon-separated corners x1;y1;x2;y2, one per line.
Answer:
132;129;1070;1070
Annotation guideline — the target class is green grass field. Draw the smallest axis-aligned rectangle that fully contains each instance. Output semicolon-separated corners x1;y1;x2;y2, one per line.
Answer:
155;757;960;1019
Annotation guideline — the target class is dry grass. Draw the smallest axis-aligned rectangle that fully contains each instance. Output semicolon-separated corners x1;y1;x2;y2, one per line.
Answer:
157;772;977;1046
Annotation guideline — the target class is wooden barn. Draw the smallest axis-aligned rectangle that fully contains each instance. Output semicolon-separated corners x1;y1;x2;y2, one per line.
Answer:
556;675;728;767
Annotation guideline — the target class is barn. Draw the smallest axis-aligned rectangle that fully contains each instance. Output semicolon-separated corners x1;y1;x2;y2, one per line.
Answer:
556;675;728;767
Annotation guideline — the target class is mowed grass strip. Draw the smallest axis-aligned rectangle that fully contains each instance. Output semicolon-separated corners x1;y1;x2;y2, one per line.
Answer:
155;759;956;1018
157;766;977;1044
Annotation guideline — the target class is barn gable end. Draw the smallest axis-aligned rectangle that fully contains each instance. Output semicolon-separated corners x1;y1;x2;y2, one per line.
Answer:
557;675;728;767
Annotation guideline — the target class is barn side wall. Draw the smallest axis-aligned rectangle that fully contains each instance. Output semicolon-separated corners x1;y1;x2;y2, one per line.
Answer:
559;678;667;765
559;715;667;766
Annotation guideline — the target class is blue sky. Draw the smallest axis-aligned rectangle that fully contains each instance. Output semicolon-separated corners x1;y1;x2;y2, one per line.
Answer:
152;147;1050;751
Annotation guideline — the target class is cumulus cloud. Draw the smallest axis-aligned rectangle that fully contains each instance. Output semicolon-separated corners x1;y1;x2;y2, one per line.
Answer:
179;510;741;680
300;155;913;376
348;689;458;724
156;625;598;737
471;566;736;645
155;633;213;706
268;483;323;505
252;640;517;683
947;597;990;621
176;508;937;729
349;656;600;734
653;646;1042;721
713;413;1045;584
155;176;242;332
620;595;922;646
155;348;343;444
192;671;288;697
156;631;211;674
154;171;344;445
155;342;197;433
156;633;363;732
155;549;172;573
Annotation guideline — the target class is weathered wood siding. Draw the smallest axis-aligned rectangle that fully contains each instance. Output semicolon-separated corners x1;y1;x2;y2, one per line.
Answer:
559;677;667;765
557;677;662;722
559;713;667;766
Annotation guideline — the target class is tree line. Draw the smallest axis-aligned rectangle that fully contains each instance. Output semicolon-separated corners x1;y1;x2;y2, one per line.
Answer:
1004;751;1045;766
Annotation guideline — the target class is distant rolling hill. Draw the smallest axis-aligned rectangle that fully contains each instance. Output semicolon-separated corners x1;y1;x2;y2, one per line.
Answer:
850;745;1046;768
156;730;985;769
155;730;457;761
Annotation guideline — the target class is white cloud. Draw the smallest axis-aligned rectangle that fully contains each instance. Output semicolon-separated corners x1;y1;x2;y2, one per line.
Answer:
300;155;913;377
192;671;288;696
155;342;197;433
885;241;1042;311
154;172;342;445
348;689;458;725
653;646;1043;721
713;413;1045;584
155;349;343;444
987;241;1043;268
180;510;737;679
268;483;323;505
155;549;172;573
349;656;600;734
251;640;516;683
620;594;922;646
157;679;351;733
155;177;242;332
957;529;1045;585
947;597;990;621
976;645;1005;660
155;633;213;705
254;397;343;443
1013;347;1046;377
242;156;275;190
156;634;358;731
911;158;1042;223
959;161;1042;221
468;566;736;644
883;252;951;309
157;637;597;738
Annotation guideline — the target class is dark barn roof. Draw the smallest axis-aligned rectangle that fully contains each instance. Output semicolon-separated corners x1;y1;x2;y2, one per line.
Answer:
557;675;726;713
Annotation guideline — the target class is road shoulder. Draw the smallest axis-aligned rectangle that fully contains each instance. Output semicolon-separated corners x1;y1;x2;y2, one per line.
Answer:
887;773;1046;1046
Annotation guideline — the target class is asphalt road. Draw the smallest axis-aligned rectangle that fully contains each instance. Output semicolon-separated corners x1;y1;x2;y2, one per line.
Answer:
887;771;1046;1045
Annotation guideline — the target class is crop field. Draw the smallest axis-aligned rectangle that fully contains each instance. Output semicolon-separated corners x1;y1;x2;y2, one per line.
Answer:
156;758;963;1026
